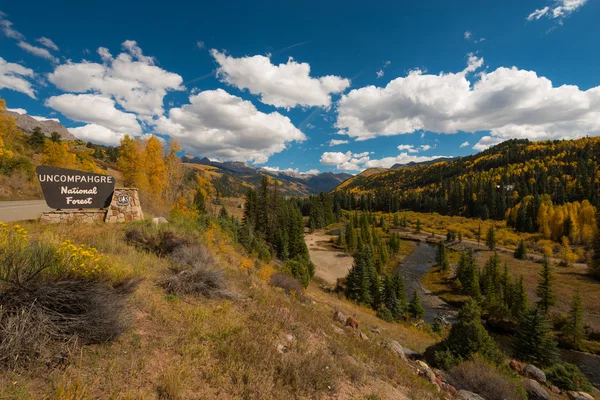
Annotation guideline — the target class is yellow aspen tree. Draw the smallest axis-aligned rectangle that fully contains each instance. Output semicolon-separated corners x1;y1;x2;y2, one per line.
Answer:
118;135;145;188
143;135;167;203
537;202;552;240
0;100;21;143
551;208;565;242
41;141;76;168
0;137;14;162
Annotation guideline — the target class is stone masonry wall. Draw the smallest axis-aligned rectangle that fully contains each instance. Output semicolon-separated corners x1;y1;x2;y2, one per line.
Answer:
104;188;144;223
40;210;107;224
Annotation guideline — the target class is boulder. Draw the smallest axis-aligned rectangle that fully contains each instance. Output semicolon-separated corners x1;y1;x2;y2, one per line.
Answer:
385;340;408;362
333;310;346;324
416;360;430;370
550;386;560;394
345;316;359;329
358;330;369;341
152;217;169;225
509;359;523;373
567;392;595;400
424;368;436;383
330;324;344;335
456;390;486;400
523;379;550;400
524;364;547;384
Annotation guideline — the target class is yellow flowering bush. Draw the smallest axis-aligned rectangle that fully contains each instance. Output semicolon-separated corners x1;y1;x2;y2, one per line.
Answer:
57;240;111;279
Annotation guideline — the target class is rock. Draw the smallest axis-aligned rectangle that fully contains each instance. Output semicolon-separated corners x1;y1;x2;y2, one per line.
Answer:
523;379;550;400
509;359;524;373
285;334;296;342
550;386;560;394
330;324;344;334
524;364;547;384
416;360;430;370
333;310;346;325
276;344;286;354
358;330;368;341
345;316;359;329
424;368;436;383
385;341;408;362
402;348;421;360
456;390;486;400
152;217;169;225
567;392;595;400
371;327;381;334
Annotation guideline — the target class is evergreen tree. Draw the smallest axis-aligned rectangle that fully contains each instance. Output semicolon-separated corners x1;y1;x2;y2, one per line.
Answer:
514;240;527;260
516;307;559;367
391;271;408;311
486;225;497;250
536;256;556;314
561;290;585;347
27;126;46;148
393;213;400;227
408;290;425;320
436;241;450;273
458;231;463;242
346;245;375;305
511;275;528;320
476;223;482;247
193;190;206;214
436;299;504;368
382;276;403;320
50;131;61;142
415;218;421;233
455;251;480;298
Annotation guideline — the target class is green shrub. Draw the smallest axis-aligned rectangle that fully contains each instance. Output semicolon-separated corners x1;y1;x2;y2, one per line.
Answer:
376;306;394;322
545;363;593;393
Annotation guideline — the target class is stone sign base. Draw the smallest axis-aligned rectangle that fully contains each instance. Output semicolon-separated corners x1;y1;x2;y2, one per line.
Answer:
40;188;144;224
40;210;107;224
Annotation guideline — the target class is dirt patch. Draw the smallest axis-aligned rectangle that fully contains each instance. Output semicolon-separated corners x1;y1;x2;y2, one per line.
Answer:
305;232;353;285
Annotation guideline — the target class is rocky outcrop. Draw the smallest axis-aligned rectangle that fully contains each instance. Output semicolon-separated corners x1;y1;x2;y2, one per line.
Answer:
523;364;546;385
456;390;486;400
385;340;408;362
523;379;550;400
6;111;75;140
567;391;595;400
332;310;346;325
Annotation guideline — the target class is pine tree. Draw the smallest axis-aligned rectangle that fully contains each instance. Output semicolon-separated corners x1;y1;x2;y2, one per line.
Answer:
408;290;425;321
391;271;407;310
458;231;463;242
514;240;527;260
393;213;400;228
486;225;497;250
415;219;421;233
436;299;504;368
561;290;585;347
536;256;556;314
476;223;482;247
511;275;528;320
516;307;559;367
436;241;450;273
193;190;206;214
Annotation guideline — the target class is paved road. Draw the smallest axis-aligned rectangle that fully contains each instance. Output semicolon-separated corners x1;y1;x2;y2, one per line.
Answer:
0;200;52;222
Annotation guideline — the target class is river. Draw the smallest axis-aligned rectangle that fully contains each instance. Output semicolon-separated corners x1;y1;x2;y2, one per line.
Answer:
395;242;600;387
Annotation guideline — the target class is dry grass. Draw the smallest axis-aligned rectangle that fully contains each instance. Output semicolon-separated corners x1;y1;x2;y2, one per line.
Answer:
0;221;443;399
447;358;525;400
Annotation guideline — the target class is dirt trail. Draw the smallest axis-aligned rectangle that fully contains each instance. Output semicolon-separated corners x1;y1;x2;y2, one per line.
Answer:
305;231;353;285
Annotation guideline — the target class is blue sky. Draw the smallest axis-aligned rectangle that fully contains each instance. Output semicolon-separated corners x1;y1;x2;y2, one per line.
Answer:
1;0;598;174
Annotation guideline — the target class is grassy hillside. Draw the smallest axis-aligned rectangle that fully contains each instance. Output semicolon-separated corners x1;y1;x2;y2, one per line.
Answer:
0;218;445;399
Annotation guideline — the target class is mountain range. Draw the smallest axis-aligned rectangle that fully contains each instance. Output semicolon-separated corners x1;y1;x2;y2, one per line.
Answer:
181;154;353;196
6;111;76;140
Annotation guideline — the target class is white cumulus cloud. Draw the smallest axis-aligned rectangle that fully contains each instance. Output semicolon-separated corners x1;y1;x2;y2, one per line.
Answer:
335;54;600;150
68;124;126;147
328;139;349;146
152;88;306;164
211;49;350;109
460;141;470;148
397;144;418;153
48;40;184;116
36;37;59;51
527;0;587;22
0;57;36;98
17;41;58;63
45;94;142;134
320;149;449;171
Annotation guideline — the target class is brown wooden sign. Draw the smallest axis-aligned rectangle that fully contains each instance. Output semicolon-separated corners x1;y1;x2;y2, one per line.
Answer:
36;166;115;209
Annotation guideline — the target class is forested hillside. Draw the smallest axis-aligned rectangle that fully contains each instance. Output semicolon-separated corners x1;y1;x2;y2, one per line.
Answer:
334;138;600;237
